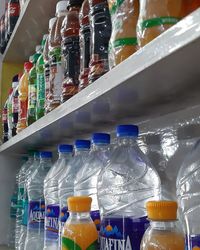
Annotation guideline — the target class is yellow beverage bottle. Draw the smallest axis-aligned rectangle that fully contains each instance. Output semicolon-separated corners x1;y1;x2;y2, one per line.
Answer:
140;201;185;250
62;196;98;250
17;62;33;133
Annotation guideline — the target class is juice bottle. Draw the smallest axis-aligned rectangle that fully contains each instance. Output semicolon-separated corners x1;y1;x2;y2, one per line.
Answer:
79;0;90;91
88;0;112;84
181;0;200;17
44;17;56;114
140;201;185;250
17;62;33;133
27;53;40;126
47;1;68;113
61;0;83;102
137;0;183;48
7;0;20;39
62;196;98;250
108;0;139;69
36;34;48;120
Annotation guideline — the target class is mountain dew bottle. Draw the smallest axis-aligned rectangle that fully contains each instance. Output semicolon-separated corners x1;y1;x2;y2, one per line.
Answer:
27;52;41;126
36;34;48;120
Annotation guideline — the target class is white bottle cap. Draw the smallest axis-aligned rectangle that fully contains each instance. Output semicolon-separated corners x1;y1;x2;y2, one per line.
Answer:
56;1;68;15
49;17;57;30
12;81;18;88
43;34;48;40
36;45;41;53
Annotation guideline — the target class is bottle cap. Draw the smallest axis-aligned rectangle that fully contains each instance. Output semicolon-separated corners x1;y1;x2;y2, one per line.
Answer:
116;125;139;137
49;17;57;30
146;201;178;221
75;140;91;149
92;133;110;144
58;144;73;153
56;1;68;14
67;196;92;212
35;45;42;53
12;74;19;87
40;151;53;158
24;62;33;71
68;0;83;9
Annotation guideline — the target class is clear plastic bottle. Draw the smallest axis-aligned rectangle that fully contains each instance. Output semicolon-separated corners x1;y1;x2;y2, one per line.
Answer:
18;151;39;250
44;145;73;250
44;17;57;114
58;140;91;246
47;1;68;113
177;139;200;250
74;133;110;232
25;151;53;250
98;125;161;249
140;201;184;250
62;196;98;250
11;74;19;137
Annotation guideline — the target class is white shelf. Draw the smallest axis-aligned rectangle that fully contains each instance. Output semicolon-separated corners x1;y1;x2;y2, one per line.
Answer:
2;0;59;63
1;9;200;155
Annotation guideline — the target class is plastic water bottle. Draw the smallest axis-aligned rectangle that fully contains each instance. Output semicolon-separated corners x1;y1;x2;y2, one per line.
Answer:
177;139;200;250
74;133;110;231
98;125;161;250
18;151;40;250
44;145;73;250
58;140;91;247
25;151;53;250
15;153;34;249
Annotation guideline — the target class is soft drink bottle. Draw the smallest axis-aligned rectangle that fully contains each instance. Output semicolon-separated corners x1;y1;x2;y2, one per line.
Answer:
12;74;20;137
98;125;161;250
27;53;41;126
74;133;110;231
58;140;91;247
36;34;48;120
7;0;20;39
17;61;33;133
44;144;73;250
25;151;53;250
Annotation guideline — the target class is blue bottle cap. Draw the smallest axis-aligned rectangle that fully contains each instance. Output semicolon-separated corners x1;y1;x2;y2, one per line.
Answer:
58;144;73;153
92;133;110;144
116;125;139;137
75;140;91;149
40;151;52;158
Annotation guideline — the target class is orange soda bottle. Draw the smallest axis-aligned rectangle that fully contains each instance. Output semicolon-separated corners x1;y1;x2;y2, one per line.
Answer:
140;201;185;250
62;196;98;250
17;62;33;133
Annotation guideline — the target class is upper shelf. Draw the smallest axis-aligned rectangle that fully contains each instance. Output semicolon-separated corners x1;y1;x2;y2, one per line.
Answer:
2;0;59;63
1;9;200;155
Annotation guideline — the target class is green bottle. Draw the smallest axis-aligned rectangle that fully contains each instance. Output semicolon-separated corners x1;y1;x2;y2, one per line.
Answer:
27;53;41;126
36;34;48;120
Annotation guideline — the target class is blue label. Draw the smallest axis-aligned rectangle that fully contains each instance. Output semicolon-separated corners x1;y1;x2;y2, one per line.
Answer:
100;217;149;250
186;235;200;250
91;210;101;231
60;206;69;227
28;200;45;230
45;204;60;240
22;199;28;226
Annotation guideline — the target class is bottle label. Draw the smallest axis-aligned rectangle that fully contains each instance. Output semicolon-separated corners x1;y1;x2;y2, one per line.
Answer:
50;62;63;101
28;200;45;230
8;3;20;17
12;96;19;113
28;85;37;109
141;17;180;30
37;72;45;111
22;198;28;226
187;235;200;250
19;99;28;122
99;217;149;250
62;237;98;250
2;108;8;122
60;206;69;230
17;187;25;208
91;210;101;231
45;204;60;240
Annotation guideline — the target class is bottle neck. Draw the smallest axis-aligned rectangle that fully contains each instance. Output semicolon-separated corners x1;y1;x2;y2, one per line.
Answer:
58;152;72;159
57;10;68;17
117;136;137;145
40;158;52;164
150;220;178;230
69;211;91;221
74;149;90;156
92;143;109;152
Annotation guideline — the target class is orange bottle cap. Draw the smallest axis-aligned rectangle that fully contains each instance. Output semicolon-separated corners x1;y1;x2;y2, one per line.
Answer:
147;201;178;221
67;196;92;212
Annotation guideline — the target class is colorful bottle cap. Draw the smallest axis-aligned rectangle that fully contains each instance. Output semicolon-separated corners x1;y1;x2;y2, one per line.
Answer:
147;201;178;221
24;62;33;71
49;17;57;30
40;151;52;158
58;144;73;153
92;133;110;144
35;45;41;53
56;1;68;14
117;125;139;137
75;140;91;149
67;196;92;212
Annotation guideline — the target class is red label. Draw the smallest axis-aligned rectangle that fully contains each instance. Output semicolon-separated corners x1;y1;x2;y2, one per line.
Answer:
12;97;19;113
8;3;20;17
2;109;8;123
19;99;28;121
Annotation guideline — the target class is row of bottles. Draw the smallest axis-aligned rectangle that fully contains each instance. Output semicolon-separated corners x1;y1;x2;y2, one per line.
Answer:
7;123;200;249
